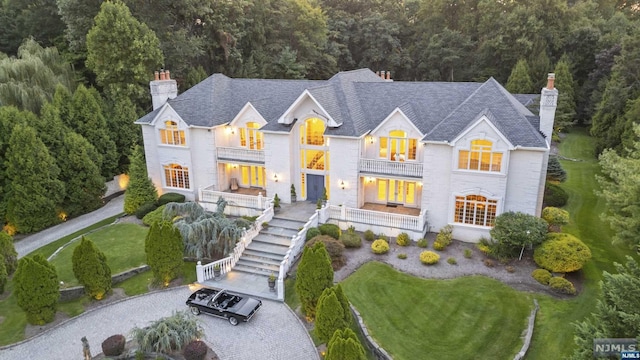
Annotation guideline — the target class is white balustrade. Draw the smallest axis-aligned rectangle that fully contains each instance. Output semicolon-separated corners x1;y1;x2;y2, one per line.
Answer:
359;158;423;178
327;205;425;231
217;146;265;163
200;189;269;210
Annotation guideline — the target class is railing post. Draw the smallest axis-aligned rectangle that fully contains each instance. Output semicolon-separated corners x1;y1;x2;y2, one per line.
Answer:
258;192;263;209
196;261;204;283
341;203;346;220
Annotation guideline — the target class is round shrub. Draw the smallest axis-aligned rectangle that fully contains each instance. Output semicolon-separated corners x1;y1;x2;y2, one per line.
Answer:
371;239;389;254
306;227;321;241
319;224;342;240
463;248;473;258
549;277;576;295
363;230;375;241
420;251;440;265
377;233;389;242
396;232;411;246
307;235;346;270
340;232;362;248
157;192;186;206
397;253;407;259
433;241;446;251
447;257;457;265
416;238;428;248
542;207;569;232
544;183;568;207
183;340;208;360
135;201;158;219
101;334;126;356
534;233;592;273
532;269;552;285
435;225;453;248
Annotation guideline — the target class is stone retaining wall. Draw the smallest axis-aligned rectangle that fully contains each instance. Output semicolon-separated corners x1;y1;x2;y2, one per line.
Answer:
350;305;392;360
59;265;150;302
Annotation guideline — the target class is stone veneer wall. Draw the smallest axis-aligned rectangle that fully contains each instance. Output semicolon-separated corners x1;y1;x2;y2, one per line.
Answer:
350;305;392;360
59;265;150;302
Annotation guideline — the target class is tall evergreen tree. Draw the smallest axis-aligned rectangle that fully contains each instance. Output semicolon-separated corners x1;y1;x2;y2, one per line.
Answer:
72;237;112;300
68;85;118;178
325;328;366;360
553;56;577;132
295;241;334;320
5;124;64;233
124;145;157;214
59;132;106;217
569;256;640;360
333;284;353;326
315;287;348;344
86;0;163;110
13;254;59;325
106;95;141;173
0;106;29;223
0;254;6;294
0;231;18;275
505;59;533;94
145;220;184;286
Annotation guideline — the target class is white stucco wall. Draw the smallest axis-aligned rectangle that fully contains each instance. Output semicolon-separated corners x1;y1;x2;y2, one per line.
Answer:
327;137;360;207
189;128;217;200
264;132;292;203
504;149;546;215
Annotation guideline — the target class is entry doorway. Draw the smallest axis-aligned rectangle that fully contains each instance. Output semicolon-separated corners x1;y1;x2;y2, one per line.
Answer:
377;179;416;205
306;174;325;202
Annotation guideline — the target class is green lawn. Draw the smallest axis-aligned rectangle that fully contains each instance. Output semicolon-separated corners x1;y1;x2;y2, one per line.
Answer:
526;128;637;359
342;262;533;360
49;223;149;285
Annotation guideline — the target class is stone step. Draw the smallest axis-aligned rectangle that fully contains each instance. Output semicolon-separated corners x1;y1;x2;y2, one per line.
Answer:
236;258;280;272
233;264;275;277
267;218;307;231
241;253;282;266
260;225;299;238
245;242;289;256
243;249;285;262
253;233;291;247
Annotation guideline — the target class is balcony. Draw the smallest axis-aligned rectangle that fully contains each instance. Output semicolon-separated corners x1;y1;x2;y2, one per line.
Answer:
359;158;423;178
217;147;264;164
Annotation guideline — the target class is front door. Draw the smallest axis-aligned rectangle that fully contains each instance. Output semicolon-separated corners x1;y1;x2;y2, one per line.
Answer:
307;174;324;202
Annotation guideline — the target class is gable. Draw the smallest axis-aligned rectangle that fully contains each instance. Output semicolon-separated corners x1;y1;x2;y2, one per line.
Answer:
276;90;337;128
371;108;423;139
229;102;267;129
451;115;512;151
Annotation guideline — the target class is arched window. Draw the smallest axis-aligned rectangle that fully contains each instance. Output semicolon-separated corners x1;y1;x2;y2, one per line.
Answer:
300;118;325;146
458;139;502;172
378;130;417;161
159;121;186;146
454;195;497;226
164;164;190;189
240;122;263;149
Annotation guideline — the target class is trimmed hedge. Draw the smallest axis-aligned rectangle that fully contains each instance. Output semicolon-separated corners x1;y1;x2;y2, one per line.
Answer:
319;224;342;240
135;201;158;219
549;277;576;295
371;239;389;254
306;227;321;241
531;268;552;285
534;233;592;273
544;183;568;207
420;251;440;265
307;235;346;270
157;192;186;206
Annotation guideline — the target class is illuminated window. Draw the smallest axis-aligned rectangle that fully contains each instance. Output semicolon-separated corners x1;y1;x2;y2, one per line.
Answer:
454;195;497;226
159;121;185;146
458;140;502;172
164;164;190;189
303;150;326;170
239;122;263;149
300;173;306;199
301;118;325;145
378;130;417;161
241;165;265;187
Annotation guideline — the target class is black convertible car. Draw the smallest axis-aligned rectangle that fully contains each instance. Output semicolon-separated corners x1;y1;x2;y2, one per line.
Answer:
186;288;262;326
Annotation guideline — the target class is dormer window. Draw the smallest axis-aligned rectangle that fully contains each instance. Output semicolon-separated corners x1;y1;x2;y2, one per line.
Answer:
239;122;263;150
378;130;417;161
159;121;185;146
458;140;502;172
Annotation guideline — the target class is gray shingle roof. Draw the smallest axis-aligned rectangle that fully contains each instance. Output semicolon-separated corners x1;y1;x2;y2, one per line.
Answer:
137;69;547;148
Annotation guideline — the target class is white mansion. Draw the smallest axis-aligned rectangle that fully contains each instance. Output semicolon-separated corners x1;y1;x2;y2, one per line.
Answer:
136;69;557;242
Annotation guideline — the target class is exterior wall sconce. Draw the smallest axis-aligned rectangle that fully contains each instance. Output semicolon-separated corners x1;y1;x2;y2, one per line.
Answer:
225;125;234;134
340;180;345;189
232;164;238;169
367;177;375;184
367;135;374;144
274;174;278;182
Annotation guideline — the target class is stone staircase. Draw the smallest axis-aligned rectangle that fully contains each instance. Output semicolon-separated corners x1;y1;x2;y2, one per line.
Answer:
234;216;307;277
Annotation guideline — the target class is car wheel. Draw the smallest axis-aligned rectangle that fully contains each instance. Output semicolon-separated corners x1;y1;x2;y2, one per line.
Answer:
228;316;239;326
190;306;200;315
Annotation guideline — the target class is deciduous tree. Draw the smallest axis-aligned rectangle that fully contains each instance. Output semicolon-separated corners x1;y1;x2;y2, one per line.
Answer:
72;237;112;300
13;254;59;325
490;211;548;259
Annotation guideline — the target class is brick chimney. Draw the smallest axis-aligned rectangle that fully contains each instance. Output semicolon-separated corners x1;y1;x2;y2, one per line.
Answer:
150;69;177;110
539;73;558;146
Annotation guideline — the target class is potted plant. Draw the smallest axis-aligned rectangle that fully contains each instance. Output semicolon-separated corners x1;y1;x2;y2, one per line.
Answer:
213;263;221;279
273;193;281;212
290;184;297;203
268;273;276;291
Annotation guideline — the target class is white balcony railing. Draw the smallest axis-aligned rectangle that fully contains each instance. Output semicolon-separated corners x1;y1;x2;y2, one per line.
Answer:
199;188;270;210
217;146;264;164
359;158;423;178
